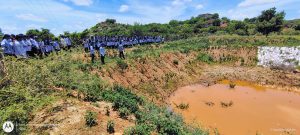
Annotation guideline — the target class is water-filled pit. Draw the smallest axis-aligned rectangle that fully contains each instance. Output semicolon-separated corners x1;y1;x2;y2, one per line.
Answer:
169;81;300;135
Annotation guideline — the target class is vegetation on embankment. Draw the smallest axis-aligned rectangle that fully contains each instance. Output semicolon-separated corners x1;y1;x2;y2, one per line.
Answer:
1;35;300;134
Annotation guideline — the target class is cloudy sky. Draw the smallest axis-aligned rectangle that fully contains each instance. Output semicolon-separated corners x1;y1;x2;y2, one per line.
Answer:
0;0;300;35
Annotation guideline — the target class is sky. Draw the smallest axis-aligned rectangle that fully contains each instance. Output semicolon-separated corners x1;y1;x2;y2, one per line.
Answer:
0;0;300;35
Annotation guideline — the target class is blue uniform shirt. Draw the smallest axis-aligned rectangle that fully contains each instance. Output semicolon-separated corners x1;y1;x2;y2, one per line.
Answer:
1;39;14;55
89;45;95;55
118;45;124;52
99;46;105;56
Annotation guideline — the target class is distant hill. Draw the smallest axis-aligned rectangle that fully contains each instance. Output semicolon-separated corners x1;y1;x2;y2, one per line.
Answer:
83;13;224;40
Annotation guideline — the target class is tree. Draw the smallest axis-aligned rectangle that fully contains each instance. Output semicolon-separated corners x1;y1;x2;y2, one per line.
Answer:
221;17;230;23
26;29;40;37
40;28;55;40
105;19;116;24
256;7;285;36
227;21;249;35
212;13;219;19
169;20;180;27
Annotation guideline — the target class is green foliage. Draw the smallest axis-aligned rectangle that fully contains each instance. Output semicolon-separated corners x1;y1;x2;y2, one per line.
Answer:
196;53;214;63
107;120;115;133
85;110;97;127
256;7;285;36
105;19;116;24
124;124;152;135
119;107;130;119
26;28;55;40
102;85;143;114
227;21;249;35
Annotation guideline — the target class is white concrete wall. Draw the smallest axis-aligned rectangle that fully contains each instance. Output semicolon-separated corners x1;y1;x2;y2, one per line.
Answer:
257;46;300;68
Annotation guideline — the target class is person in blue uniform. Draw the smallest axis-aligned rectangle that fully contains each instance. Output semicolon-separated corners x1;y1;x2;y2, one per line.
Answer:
99;45;106;64
118;42;125;59
13;34;27;58
25;36;33;57
66;37;72;51
52;38;61;55
89;40;95;63
1;34;14;56
83;38;89;53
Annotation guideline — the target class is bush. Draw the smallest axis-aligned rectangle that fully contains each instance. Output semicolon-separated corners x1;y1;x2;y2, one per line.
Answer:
107;120;115;133
102;85;143;116
196;53;214;63
119;107;130;119
157;117;184;134
124;124;152;135
85;111;97;127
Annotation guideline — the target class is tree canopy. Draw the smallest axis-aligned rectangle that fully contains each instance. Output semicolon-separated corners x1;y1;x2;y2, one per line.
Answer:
256;7;285;36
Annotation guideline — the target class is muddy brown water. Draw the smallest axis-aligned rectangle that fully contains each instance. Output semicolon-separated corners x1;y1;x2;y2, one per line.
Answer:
169;81;300;135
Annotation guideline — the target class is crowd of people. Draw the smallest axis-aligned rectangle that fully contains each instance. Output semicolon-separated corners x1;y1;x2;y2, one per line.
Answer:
1;34;164;64
83;35;164;63
0;34;72;58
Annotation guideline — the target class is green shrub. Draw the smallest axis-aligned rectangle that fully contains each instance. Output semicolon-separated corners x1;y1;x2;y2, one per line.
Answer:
196;53;214;63
107;120;115;134
124;124;152;135
85;111;97;127
102;85;143;117
119;107;130;119
157;116;184;134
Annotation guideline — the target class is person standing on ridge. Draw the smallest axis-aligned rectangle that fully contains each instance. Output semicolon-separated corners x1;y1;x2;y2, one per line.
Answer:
99;45;106;64
118;41;125;59
89;40;95;63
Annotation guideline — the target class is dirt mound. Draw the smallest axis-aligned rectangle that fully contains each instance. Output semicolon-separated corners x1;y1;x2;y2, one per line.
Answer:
28;98;134;135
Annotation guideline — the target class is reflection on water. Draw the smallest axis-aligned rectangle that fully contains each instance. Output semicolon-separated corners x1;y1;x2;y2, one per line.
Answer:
169;82;300;135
